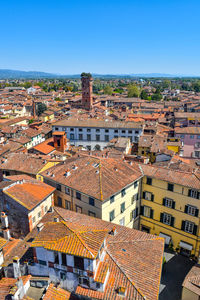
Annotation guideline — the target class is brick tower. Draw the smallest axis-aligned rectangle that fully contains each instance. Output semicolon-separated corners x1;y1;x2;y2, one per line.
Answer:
81;72;93;110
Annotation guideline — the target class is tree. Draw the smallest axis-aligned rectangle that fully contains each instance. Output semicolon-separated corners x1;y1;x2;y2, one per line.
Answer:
127;84;140;97
140;90;148;100
37;103;47;116
104;85;112;95
24;82;32;89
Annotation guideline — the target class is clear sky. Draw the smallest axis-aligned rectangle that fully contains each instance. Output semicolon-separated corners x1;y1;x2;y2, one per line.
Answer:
1;0;200;75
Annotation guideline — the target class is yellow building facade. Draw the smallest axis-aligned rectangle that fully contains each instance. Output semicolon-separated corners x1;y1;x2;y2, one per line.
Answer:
140;175;200;257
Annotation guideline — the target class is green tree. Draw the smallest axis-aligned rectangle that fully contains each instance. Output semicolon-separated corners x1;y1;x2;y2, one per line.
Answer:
104;85;112;95
140;90;148;100
24;82;32;89
127;84;140;97
37;103;47;116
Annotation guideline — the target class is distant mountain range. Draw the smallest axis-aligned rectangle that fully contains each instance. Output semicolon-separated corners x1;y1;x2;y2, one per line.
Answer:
0;69;198;79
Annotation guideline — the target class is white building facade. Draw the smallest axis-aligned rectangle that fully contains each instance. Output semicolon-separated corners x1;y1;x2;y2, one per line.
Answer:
52;119;143;150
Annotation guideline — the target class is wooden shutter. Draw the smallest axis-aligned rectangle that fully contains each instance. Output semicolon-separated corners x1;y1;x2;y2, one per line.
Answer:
140;206;144;216
171;217;175;227
181;220;186;231
150;209;154;219
184;205;188;213
195;208;199;217
172;201;175;209
162;198;166;206
193;225;198;236
143;192;146;199
151;194;154;201
160;213;164;223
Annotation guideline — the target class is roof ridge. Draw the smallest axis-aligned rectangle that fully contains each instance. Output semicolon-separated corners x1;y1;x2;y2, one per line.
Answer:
105;248;146;299
61;221;95;258
99;161;103;201
108;237;162;244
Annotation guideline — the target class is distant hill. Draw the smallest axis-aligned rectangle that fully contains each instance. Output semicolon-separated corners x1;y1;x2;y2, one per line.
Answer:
0;69;198;79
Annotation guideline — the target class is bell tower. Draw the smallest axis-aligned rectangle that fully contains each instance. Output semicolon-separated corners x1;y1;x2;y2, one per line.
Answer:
81;72;93;110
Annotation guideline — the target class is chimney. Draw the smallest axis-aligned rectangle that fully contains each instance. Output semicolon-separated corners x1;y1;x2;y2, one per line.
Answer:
37;223;44;233
13;256;21;278
118;286;126;296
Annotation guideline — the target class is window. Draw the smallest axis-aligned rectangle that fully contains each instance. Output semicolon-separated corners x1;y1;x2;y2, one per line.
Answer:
55;127;59;131
190;135;194;139
184;221;194;234
70;133;74;139
120;202;125;213
163;213;171;225
105;135;109;142
132;193;138;203
119;217;125;226
76;192;81;200
110;210;115;221
54;252;59;264
143;206;153;218
45;206;48;212
88;211;96;217
39;260;47;266
160;213;174;226
76;205;82;213
32;216;36;223
96;129;100;132
110;195;115;203
168;183;174;192
122;130;126;134
65;200;70;210
128;130;132;134
135;131;139;134
146;177;152;185
62;253;67;266
198;135;200;139
38;211;41;219
70;128;74;131
56;184;61;191
87;129;91;132
135;136;139;142
130;208;138;221
79;134;83;140
185;205;198;216
79;277;89;286
121;188;126;197
87;134;91;141
57;196;62;207
134;181;138;188
65;187;70;195
163;198;175;208
96;135;100;141
60;272;66;280
114;135;118;138
105;129;109;133
143;191;154;201
114;129;118;133
79;128;83;132
188;189;200;199
89;197;95;206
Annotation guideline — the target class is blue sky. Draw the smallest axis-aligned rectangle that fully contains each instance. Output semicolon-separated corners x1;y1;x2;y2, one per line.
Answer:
0;0;200;75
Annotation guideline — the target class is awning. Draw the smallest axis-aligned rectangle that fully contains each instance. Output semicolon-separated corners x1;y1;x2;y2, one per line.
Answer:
179;241;193;251
159;233;171;245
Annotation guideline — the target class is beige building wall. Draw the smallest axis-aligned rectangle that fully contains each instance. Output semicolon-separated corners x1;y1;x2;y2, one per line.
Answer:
182;287;199;300
28;194;53;230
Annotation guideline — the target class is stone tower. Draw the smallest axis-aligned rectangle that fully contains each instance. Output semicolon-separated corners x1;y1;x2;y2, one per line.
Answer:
81;72;93;110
